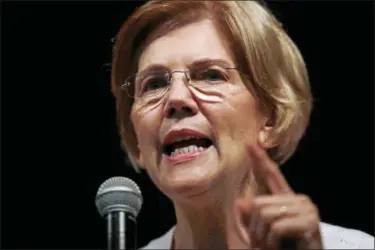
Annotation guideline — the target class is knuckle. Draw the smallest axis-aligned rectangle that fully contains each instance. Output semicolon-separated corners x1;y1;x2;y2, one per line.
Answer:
303;218;313;228
270;223;283;236
306;215;319;228
297;194;312;204
311;212;320;222
252;199;262;209
305;201;319;215
252;204;261;215
258;208;268;220
311;205;319;215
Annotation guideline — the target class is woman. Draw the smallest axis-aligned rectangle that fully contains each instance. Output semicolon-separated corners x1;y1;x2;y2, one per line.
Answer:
110;1;373;249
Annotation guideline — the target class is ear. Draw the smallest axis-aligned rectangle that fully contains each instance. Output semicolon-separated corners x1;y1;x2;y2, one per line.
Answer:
258;118;279;149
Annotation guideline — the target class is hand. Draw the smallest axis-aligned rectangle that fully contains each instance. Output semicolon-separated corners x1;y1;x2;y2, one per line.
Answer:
236;143;323;250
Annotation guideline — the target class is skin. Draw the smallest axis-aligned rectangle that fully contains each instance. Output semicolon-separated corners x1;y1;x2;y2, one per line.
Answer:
131;19;322;249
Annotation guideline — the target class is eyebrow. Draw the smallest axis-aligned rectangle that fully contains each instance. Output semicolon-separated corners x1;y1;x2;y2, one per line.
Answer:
137;58;235;76
137;64;168;77
188;58;234;71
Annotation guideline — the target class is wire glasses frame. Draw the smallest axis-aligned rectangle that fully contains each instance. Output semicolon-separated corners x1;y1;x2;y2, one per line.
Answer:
120;67;240;101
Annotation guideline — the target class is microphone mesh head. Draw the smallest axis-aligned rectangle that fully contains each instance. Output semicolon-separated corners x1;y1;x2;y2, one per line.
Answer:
95;176;143;218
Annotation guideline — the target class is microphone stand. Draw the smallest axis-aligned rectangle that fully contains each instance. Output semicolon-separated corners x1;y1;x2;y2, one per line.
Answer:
106;211;137;250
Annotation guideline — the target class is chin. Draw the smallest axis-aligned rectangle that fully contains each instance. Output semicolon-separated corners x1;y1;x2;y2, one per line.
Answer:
155;146;224;203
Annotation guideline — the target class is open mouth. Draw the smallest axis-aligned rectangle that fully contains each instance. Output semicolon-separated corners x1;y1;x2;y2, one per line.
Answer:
163;137;213;157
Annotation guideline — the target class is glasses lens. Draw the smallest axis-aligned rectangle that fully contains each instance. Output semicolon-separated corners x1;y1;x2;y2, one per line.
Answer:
135;72;170;99
122;67;238;100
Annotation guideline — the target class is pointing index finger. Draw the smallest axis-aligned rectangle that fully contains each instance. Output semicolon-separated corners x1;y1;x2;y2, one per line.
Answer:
248;143;294;195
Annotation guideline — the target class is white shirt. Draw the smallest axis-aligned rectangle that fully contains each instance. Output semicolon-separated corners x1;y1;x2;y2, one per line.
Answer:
141;222;374;249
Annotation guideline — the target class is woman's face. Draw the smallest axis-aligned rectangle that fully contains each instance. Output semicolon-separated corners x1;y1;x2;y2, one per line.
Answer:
131;19;270;200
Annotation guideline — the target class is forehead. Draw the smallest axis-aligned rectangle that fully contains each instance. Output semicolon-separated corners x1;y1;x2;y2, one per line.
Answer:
138;19;235;71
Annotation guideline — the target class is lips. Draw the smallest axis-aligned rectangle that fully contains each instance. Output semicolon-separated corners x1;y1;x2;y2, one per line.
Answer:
162;128;213;156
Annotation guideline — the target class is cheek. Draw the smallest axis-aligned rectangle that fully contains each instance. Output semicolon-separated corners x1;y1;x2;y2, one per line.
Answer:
200;92;262;144
131;107;162;154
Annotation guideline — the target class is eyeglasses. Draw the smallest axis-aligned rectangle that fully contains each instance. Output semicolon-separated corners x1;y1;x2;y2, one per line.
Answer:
121;66;239;102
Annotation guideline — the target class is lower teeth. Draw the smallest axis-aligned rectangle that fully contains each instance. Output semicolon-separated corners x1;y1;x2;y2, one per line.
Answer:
170;145;205;156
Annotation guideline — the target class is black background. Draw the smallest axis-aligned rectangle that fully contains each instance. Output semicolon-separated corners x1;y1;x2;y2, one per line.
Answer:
1;1;374;249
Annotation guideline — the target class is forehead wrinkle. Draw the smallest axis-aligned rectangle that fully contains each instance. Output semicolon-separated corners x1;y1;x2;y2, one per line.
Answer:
139;57;236;76
138;19;235;71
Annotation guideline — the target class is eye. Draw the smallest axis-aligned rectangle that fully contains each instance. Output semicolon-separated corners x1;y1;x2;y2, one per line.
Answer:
193;68;228;82
140;74;169;93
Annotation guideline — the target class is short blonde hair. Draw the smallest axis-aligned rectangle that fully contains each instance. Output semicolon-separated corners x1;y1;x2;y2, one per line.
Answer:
111;0;313;169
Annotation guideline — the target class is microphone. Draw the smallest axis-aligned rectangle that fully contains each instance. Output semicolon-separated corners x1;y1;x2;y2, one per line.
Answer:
95;176;143;250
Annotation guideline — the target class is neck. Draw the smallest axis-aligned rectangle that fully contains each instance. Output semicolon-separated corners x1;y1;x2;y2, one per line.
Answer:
172;176;255;249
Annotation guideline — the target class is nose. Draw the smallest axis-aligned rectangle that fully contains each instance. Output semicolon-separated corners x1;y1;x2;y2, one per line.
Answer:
163;74;199;118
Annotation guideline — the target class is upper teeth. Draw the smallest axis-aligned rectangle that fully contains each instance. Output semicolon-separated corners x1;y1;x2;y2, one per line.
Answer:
172;136;200;143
